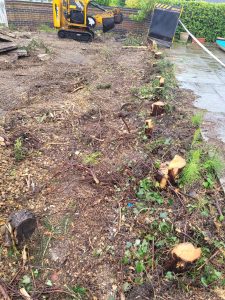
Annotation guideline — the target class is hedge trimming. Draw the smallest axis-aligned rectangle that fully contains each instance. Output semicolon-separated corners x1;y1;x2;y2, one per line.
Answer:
125;0;225;42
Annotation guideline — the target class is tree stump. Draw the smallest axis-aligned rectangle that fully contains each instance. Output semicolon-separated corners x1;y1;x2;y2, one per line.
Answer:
166;242;202;272
151;101;165;116
159;77;165;87
8;209;37;246
168;155;186;184
155;52;163;59
156;155;186;188
156;161;170;188
145;119;154;138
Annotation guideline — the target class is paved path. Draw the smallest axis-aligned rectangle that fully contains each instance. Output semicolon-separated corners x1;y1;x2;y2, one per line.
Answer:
167;43;225;191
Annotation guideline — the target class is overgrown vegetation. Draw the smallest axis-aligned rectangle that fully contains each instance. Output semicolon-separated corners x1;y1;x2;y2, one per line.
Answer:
22;39;50;54
123;34;144;46
132;58;176;101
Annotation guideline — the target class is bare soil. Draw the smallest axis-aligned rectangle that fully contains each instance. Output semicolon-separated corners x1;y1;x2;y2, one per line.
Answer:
0;32;224;300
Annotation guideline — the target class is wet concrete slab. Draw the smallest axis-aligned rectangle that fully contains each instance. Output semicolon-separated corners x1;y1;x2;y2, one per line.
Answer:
166;43;225;192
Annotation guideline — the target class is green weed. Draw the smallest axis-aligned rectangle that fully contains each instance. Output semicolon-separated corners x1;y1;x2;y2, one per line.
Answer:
191;112;204;127
24;39;50;54
14;137;25;161
123;34;144;46
82;151;102;165
71;285;87;296
192;128;202;146
96;83;111;89
155;59;176;100
181;149;202;186
136;178;163;205
201;265;223;287
145;137;172;152
203;151;224;174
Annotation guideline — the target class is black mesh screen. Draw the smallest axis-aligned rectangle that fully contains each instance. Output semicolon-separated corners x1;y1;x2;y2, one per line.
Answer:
149;5;181;48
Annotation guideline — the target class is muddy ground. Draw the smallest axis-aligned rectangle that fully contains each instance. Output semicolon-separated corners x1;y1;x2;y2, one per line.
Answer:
0;32;224;300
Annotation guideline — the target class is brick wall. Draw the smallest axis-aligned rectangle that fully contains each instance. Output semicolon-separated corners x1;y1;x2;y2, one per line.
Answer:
5;0;150;33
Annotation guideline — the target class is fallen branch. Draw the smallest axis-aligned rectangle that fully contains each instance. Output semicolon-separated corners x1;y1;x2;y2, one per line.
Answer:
122;46;147;50
121;117;130;133
73;86;84;93
197;249;220;270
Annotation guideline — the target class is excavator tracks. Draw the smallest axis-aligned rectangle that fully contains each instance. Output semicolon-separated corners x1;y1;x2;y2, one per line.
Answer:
58;29;94;42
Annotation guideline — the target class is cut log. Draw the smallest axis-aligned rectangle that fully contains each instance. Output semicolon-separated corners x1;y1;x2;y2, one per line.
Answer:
8;209;37;246
168;155;186;182
151;101;165;116
166;242;202;272
145;119;154;138
155;52;163;59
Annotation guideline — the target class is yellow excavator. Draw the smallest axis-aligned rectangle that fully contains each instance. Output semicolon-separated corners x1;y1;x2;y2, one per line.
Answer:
53;0;123;42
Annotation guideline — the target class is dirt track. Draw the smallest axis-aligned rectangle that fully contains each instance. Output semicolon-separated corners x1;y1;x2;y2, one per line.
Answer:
0;32;224;300
0;32;153;299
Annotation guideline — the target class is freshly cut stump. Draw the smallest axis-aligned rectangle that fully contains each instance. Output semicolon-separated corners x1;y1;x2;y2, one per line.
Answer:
156;155;186;188
151;101;165;116
166;242;202;272
145;119;154;138
155;52;163;59
168;155;186;183
159;76;165;87
8;209;37;246
156;161;170;189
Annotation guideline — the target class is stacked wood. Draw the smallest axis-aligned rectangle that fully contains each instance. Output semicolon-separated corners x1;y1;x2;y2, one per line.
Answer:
151;101;165;116
145;119;154;138
166;242;202;272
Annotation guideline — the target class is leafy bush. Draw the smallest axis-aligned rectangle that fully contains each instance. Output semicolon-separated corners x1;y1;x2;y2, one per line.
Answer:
125;0;225;42
95;0;125;6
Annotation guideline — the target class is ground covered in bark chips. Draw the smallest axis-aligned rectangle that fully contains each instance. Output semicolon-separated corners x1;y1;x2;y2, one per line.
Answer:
0;31;225;300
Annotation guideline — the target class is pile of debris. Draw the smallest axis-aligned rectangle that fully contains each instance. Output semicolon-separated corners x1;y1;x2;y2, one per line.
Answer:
0;28;30;63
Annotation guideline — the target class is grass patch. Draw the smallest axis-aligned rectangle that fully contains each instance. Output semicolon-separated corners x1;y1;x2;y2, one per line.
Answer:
123;34;144;46
38;24;56;33
191;112;204;127
82;151;102;165
96;83;111;90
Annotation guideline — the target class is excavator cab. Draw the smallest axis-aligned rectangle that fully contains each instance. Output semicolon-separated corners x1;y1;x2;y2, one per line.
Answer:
53;0;123;42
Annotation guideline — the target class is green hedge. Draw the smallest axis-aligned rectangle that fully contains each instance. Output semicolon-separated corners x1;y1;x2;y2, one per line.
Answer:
176;1;225;42
127;0;225;42
95;0;125;7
